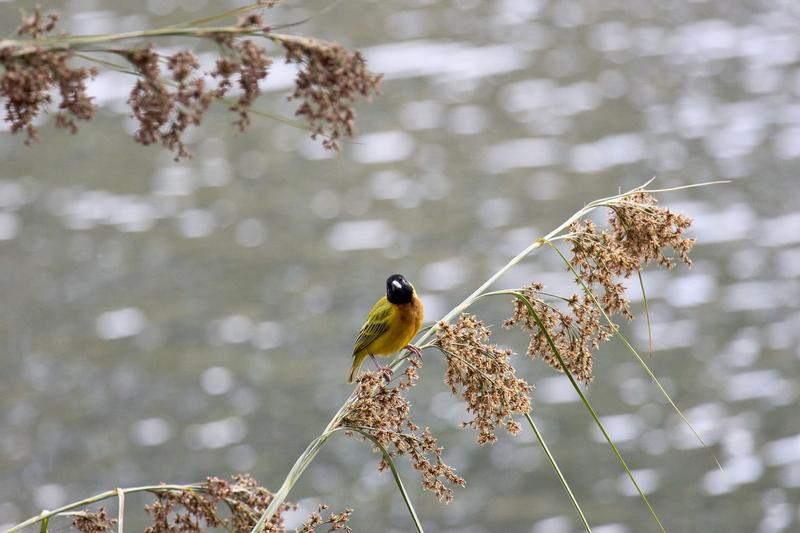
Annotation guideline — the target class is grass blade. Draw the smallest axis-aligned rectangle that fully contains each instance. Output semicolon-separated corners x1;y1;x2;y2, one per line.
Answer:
524;413;592;532
168;2;269;28
489;290;665;532
116;488;125;533
8;485;204;533
544;240;722;471
636;269;653;356
348;429;424;533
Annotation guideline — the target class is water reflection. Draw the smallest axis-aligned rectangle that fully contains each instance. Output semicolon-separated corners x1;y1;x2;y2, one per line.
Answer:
1;0;799;531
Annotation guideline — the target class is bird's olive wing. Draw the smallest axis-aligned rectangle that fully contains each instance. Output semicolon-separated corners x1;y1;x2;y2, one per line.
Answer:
352;304;392;356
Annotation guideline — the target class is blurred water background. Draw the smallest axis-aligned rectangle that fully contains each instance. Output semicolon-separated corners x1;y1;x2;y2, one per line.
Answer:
1;0;799;531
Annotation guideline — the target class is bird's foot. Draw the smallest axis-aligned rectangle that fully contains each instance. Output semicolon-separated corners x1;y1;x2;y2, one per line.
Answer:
371;354;394;381
404;344;423;361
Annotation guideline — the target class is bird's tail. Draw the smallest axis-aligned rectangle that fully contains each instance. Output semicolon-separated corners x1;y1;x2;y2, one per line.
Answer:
347;354;364;383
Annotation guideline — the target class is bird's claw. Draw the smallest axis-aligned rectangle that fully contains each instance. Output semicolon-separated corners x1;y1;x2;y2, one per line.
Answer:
404;344;423;360
378;366;394;382
370;354;394;382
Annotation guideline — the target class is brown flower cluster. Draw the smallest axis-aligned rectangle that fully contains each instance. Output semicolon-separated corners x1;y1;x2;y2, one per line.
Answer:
72;507;117;533
2;7;382;158
608;191;695;269
504;191;695;383
144;475;294;533
340;363;465;502
126;27;272;159
212;14;273;133
435;314;532;444
284;37;382;149
68;476;351;533
568;191;695;318
0;7;96;142
123;13;272;157
296;504;353;533
504;284;612;384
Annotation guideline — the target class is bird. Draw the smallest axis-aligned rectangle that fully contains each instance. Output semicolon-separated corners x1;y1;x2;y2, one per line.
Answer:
347;274;425;383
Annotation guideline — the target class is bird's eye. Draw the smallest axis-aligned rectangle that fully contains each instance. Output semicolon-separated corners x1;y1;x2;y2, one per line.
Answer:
392;280;403;290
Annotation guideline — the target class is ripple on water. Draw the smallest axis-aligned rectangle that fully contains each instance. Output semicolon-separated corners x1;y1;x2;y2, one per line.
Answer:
590;414;642;444
535;376;578;404
703;454;764;495
421;257;471;291
95;307;146;340
724;370;796;404
764;432;800;467
617;468;660;496
200;366;234;396
365;41;529;82
722;281;799;311
129;417;172;447
326;220;397;251
569;133;646;174
350;131;415;164
665;273;718;308
0;212;19;240
481;137;562;173
183;417;247;450
760;212;800;247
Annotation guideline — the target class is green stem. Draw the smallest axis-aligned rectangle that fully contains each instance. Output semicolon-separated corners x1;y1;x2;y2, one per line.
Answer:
524;413;591;532
544;239;721;471
2;25;268;53
116;488;124;533
636;269;653;356
495;290;665;532
347;428;424;533
0;24;333;58
8;484;204;533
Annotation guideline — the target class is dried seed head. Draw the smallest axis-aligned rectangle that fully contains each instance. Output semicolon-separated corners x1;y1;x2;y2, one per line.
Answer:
144;475;298;533
507;191;695;383
609;191;695;269
296;504;353;533
126;46;173;147
341;365;465;502
568;191;695;319
2;7;381;158
0;7;96;142
72;507;117;533
504;285;612;384
435;314;532;444
283;38;382;149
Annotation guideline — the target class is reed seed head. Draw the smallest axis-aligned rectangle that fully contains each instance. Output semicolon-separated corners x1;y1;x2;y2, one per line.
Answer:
0;7;96;142
284;38;382;150
435;314;532;444
71;507;116;533
341;363;465;503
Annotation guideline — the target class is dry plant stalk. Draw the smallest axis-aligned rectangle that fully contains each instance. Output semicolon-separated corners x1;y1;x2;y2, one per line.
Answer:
0;6;382;158
71;507;117;533
67;475;352;533
340;361;466;503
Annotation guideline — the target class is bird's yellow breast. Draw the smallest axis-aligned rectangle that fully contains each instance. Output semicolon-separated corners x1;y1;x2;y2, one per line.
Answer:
354;295;424;358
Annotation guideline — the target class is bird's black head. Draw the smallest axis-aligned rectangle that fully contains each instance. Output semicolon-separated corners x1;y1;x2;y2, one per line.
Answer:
386;274;414;304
